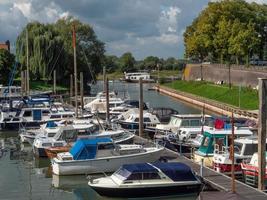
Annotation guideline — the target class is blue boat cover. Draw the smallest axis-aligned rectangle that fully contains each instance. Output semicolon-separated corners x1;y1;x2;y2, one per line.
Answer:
70;138;112;160
46;121;58;128
152;162;197;182
122;163;158;173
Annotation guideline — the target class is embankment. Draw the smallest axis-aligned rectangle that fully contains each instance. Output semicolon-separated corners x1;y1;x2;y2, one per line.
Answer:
154;85;258;120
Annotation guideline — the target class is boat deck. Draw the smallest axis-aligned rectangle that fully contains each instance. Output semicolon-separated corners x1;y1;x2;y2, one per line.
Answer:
134;136;267;200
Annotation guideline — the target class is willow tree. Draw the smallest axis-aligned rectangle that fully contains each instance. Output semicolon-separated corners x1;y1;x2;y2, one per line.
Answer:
16;17;105;86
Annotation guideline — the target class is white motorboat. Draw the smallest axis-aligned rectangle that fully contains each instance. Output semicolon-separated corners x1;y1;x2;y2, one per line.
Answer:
213;136;266;175
117;108;160;132
88;162;203;198
123;72;154;83
51;137;164;175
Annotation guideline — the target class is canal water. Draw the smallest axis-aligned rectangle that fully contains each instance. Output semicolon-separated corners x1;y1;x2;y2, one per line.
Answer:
0;81;206;200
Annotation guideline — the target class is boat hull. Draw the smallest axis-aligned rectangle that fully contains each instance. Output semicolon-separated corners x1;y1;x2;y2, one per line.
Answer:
33;147;47;157
91;183;202;198
52;148;164;175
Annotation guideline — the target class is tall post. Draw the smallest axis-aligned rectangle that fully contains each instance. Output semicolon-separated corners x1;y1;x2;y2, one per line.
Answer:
258;78;267;190
228;63;231;89
105;77;110;124
53;70;56;94
230;112;236;193
26;28;30;95
72;24;78;117
70;74;73;102
24;70;27;95
139;78;144;137
21;71;25;97
238;85;241;108
80;72;84;110
200;63;203;81
157;63;159;84
103;66;106;91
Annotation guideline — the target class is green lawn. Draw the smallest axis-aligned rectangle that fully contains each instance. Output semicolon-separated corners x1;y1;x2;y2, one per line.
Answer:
30;81;68;91
164;80;258;110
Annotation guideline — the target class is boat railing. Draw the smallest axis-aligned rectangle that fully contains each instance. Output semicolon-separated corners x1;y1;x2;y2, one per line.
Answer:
214;144;229;155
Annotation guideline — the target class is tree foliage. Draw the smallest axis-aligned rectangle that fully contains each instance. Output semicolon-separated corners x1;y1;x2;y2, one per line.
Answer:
184;0;266;64
0;49;15;85
16;17;105;85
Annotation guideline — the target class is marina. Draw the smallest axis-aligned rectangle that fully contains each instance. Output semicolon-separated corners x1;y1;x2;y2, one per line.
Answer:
1;1;267;199
0;81;266;200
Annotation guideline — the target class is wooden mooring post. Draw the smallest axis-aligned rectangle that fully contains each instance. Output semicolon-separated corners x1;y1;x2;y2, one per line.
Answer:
70;74;73;98
53;70;56;94
80;72;84;110
105;77;110;124
139;78;144;137
231;112;236;193
258;78;267;191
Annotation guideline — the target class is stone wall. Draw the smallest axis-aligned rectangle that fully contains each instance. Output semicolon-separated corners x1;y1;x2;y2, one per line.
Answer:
184;64;267;87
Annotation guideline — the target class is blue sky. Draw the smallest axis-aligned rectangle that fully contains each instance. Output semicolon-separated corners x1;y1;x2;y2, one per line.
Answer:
0;0;265;59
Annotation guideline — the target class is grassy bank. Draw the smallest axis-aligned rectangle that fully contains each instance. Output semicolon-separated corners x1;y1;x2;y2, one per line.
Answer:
164;80;258;110
30;81;68;92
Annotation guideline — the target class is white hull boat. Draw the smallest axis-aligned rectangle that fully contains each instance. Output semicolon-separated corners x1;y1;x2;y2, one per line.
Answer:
51;138;164;175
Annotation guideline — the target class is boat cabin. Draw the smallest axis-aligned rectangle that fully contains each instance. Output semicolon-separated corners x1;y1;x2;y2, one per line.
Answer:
155;114;212;134
194;127;253;167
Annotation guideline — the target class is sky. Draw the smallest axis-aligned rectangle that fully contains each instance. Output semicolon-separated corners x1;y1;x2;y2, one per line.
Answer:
0;0;266;60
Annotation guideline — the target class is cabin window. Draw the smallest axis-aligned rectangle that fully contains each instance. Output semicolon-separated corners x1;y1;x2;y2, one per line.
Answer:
23;110;32;117
127;173;142;180
54;143;64;147
51;115;60;119
62;130;77;141
42;143;52;147
98;143;115;150
203;137;210;147
12;118;20;122
190;119;201;126
142;172;161;180
134;118;139;122
243;143;258;156
181;120;190;127
42;110;50;116
48;133;56;137
144;118;151;122
234;143;243;154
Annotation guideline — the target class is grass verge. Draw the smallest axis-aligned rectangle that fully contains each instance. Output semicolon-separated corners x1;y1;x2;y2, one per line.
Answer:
164;80;258;110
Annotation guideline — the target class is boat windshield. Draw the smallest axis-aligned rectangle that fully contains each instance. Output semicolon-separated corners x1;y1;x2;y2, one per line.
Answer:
234;142;243;155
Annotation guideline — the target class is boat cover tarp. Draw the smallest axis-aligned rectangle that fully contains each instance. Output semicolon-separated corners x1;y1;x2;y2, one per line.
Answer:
122;163;158;173
70;138;112;160
153;162;197;182
46;121;58;128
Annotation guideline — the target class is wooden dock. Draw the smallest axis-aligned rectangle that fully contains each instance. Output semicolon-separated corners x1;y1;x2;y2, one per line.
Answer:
135;136;267;200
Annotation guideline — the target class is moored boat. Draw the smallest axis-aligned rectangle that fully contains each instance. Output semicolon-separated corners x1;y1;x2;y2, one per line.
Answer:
51;138;164;175
241;152;267;188
193;127;253;167
88;162;203;198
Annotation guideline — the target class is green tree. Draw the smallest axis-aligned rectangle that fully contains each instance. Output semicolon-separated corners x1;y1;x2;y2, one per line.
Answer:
16;17;105;86
184;0;267;64
119;52;136;72
0;49;15;85
143;56;159;70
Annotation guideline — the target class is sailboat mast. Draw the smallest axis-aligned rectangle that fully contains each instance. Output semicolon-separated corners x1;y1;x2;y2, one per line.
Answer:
72;24;78;117
26;28;30;95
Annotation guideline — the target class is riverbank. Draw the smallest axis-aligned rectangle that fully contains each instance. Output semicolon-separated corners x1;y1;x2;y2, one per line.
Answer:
164;80;258;110
155;84;258;119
